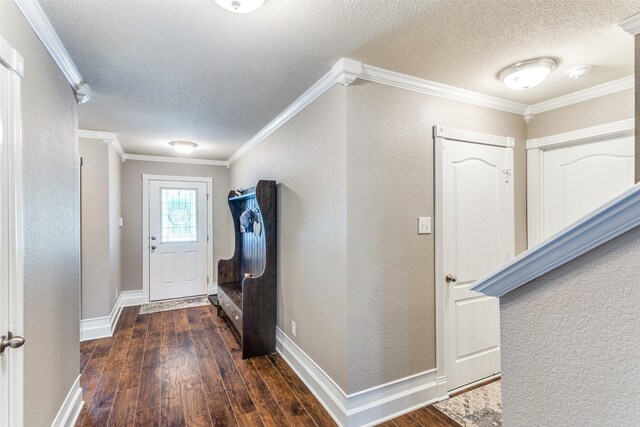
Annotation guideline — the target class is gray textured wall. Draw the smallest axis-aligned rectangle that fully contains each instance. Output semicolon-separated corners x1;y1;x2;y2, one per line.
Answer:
527;88;634;140
1;2;81;425
501;226;640;426
345;81;527;393
79;139;111;319
120;160;232;291
229;85;349;390
108;145;121;308
636;34;639;183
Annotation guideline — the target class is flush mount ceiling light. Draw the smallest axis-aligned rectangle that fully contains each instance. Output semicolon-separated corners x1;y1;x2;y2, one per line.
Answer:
566;64;592;80
498;58;557;91
169;141;198;154
214;0;265;13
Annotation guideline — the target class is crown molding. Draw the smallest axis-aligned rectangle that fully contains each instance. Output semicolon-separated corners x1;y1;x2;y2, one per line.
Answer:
227;57;529;165
78;129;125;160
619;12;640;35
529;75;634;116
358;63;529;115
0;36;24;78
226;59;352;164
123;153;228;167
78;129;229;166
14;0;92;104
472;182;640;298
526;119;634;150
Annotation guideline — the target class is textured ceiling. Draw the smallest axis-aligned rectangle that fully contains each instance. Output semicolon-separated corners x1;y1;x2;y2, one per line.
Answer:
40;0;640;161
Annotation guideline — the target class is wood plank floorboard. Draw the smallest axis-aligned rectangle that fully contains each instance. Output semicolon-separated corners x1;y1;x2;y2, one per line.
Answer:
78;304;460;427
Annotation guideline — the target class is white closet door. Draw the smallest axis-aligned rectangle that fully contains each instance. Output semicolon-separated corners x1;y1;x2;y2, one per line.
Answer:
540;135;634;241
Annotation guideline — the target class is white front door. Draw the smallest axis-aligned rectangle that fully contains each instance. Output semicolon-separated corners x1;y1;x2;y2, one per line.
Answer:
0;37;24;427
149;180;208;301
437;127;514;393
528;126;634;246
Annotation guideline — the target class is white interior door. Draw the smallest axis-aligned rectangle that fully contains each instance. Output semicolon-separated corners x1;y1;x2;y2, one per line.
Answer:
530;131;634;245
149;180;208;301
0;38;24;427
438;129;514;393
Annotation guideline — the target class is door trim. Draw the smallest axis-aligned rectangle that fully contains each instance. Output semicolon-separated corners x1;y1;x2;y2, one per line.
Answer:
526;119;634;247
0;35;24;427
434;125;514;397
142;174;213;304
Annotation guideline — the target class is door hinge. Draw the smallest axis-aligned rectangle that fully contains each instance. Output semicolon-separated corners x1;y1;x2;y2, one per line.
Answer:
206;194;210;201
503;168;512;183
207;276;210;284
207;235;209;242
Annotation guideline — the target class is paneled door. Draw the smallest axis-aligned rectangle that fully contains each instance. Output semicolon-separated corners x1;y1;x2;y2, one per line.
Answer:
0;37;25;427
436;126;514;393
149;180;209;301
527;121;635;246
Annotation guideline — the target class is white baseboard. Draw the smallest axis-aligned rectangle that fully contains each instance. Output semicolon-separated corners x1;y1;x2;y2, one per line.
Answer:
51;375;83;427
80;290;142;341
208;281;218;295
275;328;441;427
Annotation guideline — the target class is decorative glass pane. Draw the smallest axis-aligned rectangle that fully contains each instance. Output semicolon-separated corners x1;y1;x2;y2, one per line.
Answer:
161;188;197;243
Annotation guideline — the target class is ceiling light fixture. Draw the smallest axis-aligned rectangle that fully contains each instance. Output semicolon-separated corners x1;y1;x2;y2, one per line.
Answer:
214;0;265;13
498;58;557;91
169;141;198;154
566;64;592;80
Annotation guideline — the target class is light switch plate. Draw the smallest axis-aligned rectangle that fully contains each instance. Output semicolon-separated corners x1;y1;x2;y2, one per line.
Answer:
119;217;124;227
291;321;297;337
418;217;431;234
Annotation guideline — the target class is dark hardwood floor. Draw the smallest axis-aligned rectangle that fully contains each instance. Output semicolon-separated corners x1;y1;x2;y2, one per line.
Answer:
78;305;458;426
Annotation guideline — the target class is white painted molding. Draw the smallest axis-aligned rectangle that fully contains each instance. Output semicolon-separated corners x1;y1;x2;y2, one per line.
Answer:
435;125;515;148
526;119;634;150
78;129;126;160
50;375;83;427
473;182;640;298
80;290;142;341
358;62;529;115
529;76;634;116
208;281;218;295
227;64;344;164
619;12;640;35
78;130;230;166
276;328;441;427
14;0;92;104
433;125;514;402
0;35;24;77
124;153;228;167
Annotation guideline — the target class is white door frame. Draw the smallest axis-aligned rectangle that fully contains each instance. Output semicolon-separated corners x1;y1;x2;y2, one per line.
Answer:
434;125;515;397
0;36;25;427
142;174;213;304
526;119;634;248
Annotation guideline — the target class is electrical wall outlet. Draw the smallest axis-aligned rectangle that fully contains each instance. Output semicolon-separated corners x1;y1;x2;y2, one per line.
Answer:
291;321;297;337
418;217;431;234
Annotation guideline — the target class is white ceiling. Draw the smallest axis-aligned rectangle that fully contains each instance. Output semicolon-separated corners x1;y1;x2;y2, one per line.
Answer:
39;0;640;161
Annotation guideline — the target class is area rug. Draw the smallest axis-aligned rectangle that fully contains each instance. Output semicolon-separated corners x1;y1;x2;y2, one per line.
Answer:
435;381;502;427
139;295;211;315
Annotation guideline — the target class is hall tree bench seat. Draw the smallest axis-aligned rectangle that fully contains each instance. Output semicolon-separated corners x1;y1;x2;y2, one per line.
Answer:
217;180;277;359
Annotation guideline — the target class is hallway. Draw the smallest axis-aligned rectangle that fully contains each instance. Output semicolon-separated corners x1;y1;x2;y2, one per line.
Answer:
77;305;458;426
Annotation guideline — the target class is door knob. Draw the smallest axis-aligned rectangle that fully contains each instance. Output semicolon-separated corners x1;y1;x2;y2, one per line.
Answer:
151;245;157;250
151;236;156;241
0;332;25;353
445;274;457;283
